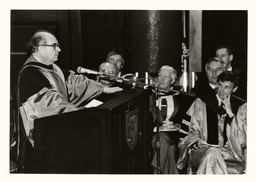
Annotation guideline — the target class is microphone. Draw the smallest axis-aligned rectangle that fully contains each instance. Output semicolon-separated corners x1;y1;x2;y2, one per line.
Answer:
76;66;103;75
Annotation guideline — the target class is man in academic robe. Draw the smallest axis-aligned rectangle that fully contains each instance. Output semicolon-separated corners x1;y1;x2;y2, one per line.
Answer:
150;65;195;174
105;50;125;77
97;62;119;87
191;57;225;100
13;30;122;172
177;71;246;174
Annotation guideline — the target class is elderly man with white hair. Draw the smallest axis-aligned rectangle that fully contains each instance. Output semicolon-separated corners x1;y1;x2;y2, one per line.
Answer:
151;65;195;174
157;65;177;90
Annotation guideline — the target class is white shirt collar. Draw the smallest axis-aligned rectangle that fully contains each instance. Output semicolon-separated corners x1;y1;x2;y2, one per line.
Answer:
216;94;230;106
33;55;51;66
33;55;41;62
227;66;232;71
209;83;217;89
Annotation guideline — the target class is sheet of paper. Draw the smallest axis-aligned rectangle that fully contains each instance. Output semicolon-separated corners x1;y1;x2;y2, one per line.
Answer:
84;99;103;108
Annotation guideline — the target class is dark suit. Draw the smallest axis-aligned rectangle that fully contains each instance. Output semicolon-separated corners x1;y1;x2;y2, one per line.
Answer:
190;74;216;100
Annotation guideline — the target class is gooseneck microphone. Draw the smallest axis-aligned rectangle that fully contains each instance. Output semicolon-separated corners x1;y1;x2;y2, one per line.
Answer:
76;67;195;97
76;66;103;75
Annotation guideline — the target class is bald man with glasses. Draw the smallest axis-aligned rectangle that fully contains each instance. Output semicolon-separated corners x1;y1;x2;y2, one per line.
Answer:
13;30;122;172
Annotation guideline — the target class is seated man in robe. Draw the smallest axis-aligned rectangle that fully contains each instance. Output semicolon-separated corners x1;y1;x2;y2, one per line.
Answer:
150;65;195;174
93;61;124;103
191;57;225;100
177;71;246;174
106;50;124;77
97;62;119;87
13;30;123;172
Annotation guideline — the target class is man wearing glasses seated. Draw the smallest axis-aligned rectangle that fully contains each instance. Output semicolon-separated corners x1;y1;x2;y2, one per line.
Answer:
106;50;124;77
97;62;119;87
13;30;122;172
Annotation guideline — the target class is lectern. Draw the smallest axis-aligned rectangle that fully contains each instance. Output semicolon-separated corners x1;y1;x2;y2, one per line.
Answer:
34;89;152;174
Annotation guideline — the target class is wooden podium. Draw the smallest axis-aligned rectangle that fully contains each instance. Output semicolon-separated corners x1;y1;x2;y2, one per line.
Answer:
33;89;152;174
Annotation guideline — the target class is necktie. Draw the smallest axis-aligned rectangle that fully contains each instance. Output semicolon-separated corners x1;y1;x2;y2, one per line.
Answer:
218;102;229;146
161;98;167;120
217;102;226;116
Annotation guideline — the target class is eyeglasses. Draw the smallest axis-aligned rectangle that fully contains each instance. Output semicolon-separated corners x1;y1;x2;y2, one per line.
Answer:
101;70;116;75
40;43;60;50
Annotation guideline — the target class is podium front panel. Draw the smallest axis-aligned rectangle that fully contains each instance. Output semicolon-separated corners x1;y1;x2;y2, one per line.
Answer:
34;89;152;174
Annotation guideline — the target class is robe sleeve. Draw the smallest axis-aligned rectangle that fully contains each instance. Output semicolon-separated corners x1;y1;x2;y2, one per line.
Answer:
177;98;206;170
65;70;104;107
19;87;78;146
236;103;247;141
226;103;247;162
18;67;105;146
19;67;78;146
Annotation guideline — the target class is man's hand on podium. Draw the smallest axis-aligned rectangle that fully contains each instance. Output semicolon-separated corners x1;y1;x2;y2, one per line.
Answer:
103;86;123;94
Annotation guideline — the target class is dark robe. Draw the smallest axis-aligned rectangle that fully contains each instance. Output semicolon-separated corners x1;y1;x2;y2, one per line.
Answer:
15;56;104;172
190;74;216;100
201;94;245;145
177;94;246;174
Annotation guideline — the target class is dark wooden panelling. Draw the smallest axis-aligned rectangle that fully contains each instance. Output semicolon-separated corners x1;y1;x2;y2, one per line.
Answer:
10;10;81;95
80;10;127;71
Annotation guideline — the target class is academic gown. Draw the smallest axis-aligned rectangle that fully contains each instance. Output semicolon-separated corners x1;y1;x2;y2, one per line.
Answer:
150;91;195;174
16;56;104;171
177;95;246;174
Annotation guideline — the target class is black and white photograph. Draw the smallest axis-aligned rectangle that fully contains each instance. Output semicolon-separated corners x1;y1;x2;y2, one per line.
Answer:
2;0;256;182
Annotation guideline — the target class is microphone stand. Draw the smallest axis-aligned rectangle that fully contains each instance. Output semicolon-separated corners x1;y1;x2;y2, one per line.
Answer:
154;86;161;174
